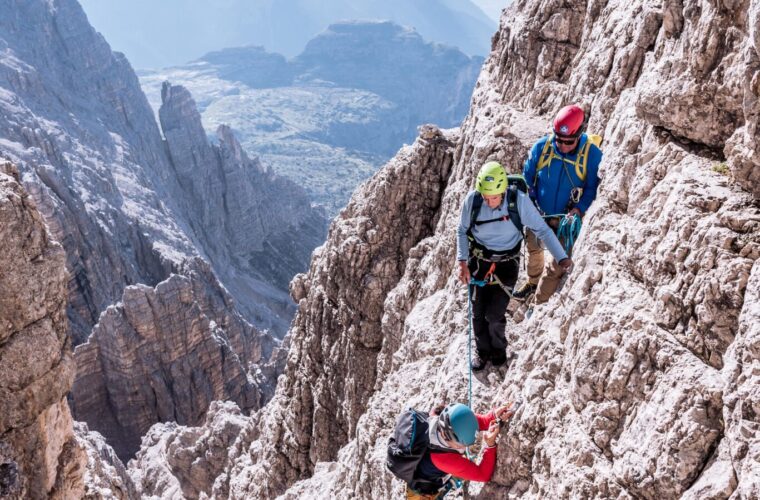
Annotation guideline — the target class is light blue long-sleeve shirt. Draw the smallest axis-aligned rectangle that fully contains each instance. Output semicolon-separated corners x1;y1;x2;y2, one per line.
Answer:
456;190;568;262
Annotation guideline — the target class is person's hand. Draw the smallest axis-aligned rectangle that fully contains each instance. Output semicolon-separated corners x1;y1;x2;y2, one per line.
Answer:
567;207;582;218
493;403;517;421
558;258;573;271
458;260;470;285
483;420;500;447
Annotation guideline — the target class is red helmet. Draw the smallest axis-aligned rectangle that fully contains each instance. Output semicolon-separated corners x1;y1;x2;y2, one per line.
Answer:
553;105;586;137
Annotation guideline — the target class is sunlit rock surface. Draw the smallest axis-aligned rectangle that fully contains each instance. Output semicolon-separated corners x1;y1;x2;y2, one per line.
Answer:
128;0;759;498
0;161;85;500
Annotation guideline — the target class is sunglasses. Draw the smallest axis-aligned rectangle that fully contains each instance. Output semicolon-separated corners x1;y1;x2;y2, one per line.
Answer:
555;135;579;145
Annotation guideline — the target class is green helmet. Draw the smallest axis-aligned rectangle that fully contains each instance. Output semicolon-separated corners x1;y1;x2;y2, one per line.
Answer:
476;161;507;195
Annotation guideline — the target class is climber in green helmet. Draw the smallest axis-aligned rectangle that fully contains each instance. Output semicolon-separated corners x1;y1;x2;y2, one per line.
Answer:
456;161;571;370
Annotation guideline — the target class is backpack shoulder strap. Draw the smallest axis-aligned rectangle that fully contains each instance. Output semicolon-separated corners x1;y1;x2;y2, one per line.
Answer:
507;187;523;234
468;193;484;234
536;135;555;174
574;139;592;182
575;133;602;182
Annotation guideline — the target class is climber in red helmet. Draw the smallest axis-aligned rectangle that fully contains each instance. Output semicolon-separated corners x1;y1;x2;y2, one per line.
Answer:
513;104;602;305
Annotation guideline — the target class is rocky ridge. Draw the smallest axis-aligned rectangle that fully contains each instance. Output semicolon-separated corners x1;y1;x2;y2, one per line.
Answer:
128;124;459;497
1;0;326;478
1;160;140;500
127;0;760;498
139;21;484;214
157;82;326;334
73;422;138;500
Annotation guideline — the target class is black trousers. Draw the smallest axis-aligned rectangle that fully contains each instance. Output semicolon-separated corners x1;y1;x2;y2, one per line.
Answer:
468;256;519;360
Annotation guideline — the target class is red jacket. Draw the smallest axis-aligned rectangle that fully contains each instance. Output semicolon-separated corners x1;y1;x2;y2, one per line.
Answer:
429;411;497;482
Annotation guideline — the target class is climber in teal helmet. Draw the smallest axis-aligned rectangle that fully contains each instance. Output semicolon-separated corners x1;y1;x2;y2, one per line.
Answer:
387;402;517;499
456;161;571;371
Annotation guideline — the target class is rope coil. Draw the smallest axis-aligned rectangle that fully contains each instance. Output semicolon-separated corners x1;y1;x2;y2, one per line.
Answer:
557;215;582;255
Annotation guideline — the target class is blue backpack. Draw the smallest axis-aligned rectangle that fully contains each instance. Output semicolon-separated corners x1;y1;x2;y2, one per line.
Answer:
386;409;447;494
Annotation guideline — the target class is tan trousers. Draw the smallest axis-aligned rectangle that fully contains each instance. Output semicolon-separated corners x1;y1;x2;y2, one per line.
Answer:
525;229;566;304
406;488;439;500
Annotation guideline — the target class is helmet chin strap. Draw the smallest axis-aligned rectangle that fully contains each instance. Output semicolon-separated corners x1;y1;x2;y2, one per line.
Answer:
428;417;466;451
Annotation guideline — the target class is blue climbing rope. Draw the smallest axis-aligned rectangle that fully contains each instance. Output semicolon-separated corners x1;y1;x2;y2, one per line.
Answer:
465;280;482;462
466;282;474;411
466;278;487;411
557;215;582;255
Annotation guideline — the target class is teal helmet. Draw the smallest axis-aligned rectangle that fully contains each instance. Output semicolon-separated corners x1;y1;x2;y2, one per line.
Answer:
439;403;478;446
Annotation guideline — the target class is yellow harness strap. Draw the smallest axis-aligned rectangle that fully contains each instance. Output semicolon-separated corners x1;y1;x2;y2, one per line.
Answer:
536;134;598;183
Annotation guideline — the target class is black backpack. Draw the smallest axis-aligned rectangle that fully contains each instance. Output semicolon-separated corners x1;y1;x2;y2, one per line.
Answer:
468;174;528;235
386;409;447;493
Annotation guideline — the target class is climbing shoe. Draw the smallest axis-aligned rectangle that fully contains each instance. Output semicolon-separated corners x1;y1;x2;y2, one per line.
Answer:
471;353;487;372
512;282;537;300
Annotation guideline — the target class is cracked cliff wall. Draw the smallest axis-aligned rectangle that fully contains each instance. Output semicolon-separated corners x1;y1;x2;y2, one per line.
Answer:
0;161;84;499
0;160;139;500
0;0;330;489
70;258;280;461
158;83;327;335
125;0;760;498
127;125;460;498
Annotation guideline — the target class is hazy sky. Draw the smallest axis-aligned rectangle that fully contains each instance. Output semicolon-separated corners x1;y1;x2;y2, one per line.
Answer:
77;0;499;69
472;0;507;20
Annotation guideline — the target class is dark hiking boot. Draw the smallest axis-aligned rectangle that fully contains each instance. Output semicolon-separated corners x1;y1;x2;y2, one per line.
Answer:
471;353;487;372
491;351;508;367
512;282;537;300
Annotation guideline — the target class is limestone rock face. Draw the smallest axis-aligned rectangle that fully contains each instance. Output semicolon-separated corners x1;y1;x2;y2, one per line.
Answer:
1;0;326;487
70;258;278;460
158;83;327;334
129;401;250;499
0;0;325;343
74;423;138;500
127;0;759;498
0;162;85;500
0;0;188;344
129;126;459;497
